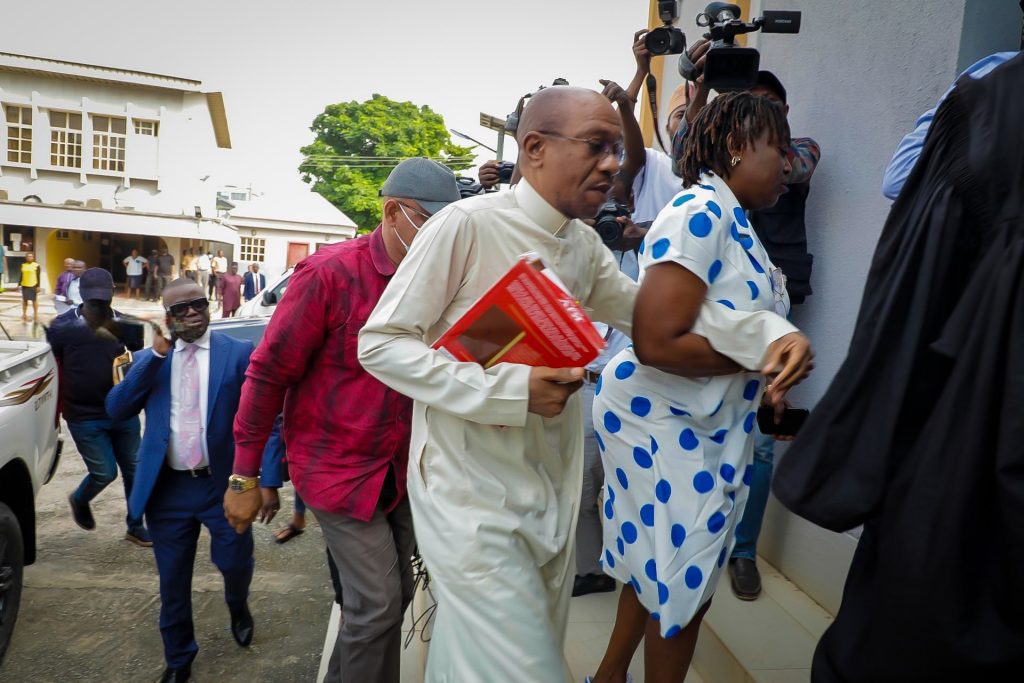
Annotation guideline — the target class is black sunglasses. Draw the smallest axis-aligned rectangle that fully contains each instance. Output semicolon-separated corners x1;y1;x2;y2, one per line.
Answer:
166;297;210;318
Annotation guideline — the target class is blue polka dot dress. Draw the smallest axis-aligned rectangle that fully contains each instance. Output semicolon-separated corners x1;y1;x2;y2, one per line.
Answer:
593;172;790;636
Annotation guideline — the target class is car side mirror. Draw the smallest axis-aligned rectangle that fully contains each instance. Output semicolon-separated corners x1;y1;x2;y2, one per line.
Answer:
262;290;278;306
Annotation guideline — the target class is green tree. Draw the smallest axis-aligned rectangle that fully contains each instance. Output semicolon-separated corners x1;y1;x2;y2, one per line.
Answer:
299;94;474;232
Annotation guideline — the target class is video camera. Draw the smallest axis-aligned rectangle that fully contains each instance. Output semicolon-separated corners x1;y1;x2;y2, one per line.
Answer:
680;2;801;91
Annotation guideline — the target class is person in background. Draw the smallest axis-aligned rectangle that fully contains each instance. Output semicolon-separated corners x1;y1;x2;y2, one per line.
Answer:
0;240;5;290
181;248;197;282
106;278;257;683
54;257;77;315
224;158;460;683
19;252;41;323
146;250;160;301
571;77;669;599
67;260;86;307
47;268;150;547
217;262;243;318
626;28;691;152
124;248;148;299
195;250;211;296
156;248;175;298
211;250;227;302
242;264;266;302
726;70;821;600
882;49;1019;200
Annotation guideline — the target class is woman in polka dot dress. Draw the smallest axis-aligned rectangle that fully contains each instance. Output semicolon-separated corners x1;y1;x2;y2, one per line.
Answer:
589;93;814;682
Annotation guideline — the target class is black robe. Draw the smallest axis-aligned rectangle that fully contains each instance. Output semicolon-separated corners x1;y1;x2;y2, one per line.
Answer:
771;52;1024;682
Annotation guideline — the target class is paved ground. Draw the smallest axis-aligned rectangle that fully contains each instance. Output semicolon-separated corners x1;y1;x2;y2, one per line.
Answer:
0;292;336;682
1;428;335;683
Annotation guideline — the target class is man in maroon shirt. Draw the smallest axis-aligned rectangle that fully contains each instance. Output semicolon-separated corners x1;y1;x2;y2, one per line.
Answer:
224;157;461;683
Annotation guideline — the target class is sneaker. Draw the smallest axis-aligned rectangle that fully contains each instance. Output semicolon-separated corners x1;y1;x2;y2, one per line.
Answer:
125;527;153;547
572;573;617;597
68;493;95;531
728;557;762;600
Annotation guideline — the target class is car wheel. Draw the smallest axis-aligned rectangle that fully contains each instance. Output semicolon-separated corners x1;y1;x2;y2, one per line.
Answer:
0;502;24;667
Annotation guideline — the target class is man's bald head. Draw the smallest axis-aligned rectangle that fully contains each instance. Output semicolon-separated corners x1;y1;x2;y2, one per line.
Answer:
517;87;616;143
516;86;622;220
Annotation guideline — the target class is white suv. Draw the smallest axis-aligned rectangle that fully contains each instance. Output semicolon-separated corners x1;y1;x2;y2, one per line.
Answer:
235;268;293;319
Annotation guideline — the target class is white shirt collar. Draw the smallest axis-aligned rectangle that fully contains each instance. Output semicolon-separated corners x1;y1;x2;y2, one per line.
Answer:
513;178;572;236
701;171;743;213
174;329;212;353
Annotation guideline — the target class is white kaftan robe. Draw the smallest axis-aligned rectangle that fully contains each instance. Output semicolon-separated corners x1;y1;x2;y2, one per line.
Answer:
358;179;795;682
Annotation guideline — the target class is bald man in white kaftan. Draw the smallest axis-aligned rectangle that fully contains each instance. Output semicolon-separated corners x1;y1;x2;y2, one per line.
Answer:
358;178;797;682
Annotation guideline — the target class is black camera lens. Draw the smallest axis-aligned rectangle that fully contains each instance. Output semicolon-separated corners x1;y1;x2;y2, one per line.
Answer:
593;200;630;247
497;161;515;185
645;27;686;56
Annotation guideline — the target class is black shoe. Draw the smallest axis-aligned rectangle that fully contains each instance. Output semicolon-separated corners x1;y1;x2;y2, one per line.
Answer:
158;665;191;682
572;573;617;597
230;604;254;647
68;493;95;531
728;557;762;600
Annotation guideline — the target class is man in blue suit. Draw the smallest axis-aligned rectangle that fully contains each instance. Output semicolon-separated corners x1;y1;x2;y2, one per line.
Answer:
242;264;266;302
106;277;267;683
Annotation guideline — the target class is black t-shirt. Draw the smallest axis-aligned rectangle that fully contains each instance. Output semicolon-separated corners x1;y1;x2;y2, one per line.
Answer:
157;254;174;274
45;309;145;422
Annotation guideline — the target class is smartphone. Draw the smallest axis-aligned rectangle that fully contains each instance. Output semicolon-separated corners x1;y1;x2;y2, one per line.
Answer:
756;406;809;437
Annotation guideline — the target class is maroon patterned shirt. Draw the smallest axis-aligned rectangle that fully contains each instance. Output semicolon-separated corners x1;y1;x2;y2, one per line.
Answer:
233;228;412;521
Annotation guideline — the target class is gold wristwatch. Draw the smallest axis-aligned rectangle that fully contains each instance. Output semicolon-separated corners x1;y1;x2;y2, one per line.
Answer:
228;474;259;493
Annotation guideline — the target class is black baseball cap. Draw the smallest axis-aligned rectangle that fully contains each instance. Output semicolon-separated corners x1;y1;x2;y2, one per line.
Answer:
79;268;114;302
754;71;787;104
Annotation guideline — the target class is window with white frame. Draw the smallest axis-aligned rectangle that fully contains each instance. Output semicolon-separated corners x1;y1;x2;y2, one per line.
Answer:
133;119;158;136
5;105;32;164
239;236;266;262
49;111;83;168
92;115;127;172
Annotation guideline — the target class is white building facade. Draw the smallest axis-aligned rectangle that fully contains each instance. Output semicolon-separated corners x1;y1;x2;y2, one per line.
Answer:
0;52;237;292
224;192;356;282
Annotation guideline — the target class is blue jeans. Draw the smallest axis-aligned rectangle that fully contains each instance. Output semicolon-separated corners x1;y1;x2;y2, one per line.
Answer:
68;416;144;532
732;426;775;560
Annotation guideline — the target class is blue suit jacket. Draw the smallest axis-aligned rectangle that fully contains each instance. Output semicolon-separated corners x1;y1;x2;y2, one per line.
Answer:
242;272;266;301
106;331;255;518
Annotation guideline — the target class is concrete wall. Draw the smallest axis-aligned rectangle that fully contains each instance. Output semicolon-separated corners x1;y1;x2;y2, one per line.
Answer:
752;0;1021;614
655;0;1021;614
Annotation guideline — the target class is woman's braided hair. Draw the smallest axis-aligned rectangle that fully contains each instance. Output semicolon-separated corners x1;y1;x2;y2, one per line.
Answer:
677;91;790;187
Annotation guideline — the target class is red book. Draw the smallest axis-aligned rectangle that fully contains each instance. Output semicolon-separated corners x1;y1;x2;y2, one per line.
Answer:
432;254;605;368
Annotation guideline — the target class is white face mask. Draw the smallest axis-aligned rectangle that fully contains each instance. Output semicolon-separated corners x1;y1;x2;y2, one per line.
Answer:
393;203;427;253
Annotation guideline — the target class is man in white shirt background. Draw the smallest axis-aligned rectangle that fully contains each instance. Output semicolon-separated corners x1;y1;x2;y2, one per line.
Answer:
211;250;228;303
195;251;212;298
67;259;86;307
123;248;148;299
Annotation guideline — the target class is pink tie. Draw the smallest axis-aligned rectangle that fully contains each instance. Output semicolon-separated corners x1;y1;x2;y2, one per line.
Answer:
176;344;203;470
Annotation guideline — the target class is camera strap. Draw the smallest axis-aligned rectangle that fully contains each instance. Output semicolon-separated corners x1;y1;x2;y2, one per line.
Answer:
646;74;669;154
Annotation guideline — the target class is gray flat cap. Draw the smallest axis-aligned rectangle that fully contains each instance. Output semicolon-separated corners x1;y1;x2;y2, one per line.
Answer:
379;157;461;215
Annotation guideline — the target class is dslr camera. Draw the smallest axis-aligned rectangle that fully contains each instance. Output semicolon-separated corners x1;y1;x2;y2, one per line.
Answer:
645;0;687;55
496;161;515;184
593;200;631;247
681;2;801;91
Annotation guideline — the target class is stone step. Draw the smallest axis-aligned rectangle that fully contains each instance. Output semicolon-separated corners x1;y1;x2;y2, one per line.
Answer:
692;558;833;683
